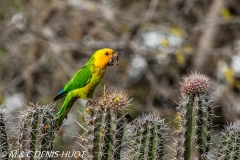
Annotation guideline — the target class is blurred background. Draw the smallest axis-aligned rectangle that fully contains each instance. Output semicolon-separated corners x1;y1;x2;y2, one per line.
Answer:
1;0;240;159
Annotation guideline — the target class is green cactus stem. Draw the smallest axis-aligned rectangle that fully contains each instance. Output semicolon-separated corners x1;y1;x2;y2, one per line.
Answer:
0;107;8;160
176;73;212;160
40;113;49;153
125;113;169;160
184;95;197;160
79;90;130;160
196;96;211;156
81;100;100;159
29;108;38;159
18;103;56;160
216;123;240;160
39;108;57;156
98;107;111;160
111;110;124;160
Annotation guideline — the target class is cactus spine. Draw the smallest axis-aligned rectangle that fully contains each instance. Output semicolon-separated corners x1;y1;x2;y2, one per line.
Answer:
18;103;56;160
80;90;130;160
111;109;124;160
5;73;240;159
0;107;8;160
176;73;212;160
125;113;169;160
216;123;240;160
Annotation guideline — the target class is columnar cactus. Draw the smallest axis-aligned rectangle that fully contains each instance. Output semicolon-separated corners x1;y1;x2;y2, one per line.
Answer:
2;72;240;160
124;113;169;160
18;103;57;159
176;73;213;160
0;106;8;160
215;123;240;160
79;90;130;160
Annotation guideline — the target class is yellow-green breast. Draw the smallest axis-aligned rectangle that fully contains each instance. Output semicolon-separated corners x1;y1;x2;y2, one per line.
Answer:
71;67;106;99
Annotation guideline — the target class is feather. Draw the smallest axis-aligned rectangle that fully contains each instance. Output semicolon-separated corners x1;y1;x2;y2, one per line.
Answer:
53;91;68;101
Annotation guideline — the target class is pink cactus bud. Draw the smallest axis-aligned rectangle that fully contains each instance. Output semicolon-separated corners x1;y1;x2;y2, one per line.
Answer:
181;73;210;95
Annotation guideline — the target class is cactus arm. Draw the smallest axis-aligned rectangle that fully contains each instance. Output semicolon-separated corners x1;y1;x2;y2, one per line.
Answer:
235;130;240;160
93;111;100;160
145;121;154;160
184;95;196;160
155;121;167;159
84;107;96;160
216;123;240;159
0;110;8;160
206;105;212;153
83;102;100;160
40;113;48;153
139;121;148;159
178;73;212;160
79;90;130;160
196;95;208;158
18;104;56;160
39;110;55;160
111;110;124;160
98;108;111;160
125;114;169;160
19;114;28;160
29;110;38;160
49;112;57;155
176;102;186;160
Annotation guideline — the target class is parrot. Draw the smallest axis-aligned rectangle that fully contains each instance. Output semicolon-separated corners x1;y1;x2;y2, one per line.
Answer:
53;48;118;126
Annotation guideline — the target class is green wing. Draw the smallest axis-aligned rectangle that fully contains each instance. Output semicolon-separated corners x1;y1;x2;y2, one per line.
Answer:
53;65;92;101
64;65;92;92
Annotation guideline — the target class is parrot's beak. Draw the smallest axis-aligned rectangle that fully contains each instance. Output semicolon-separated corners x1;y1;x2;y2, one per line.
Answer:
108;52;119;66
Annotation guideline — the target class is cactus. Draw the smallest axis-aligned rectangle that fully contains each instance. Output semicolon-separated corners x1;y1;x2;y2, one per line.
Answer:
18;103;57;160
4;72;240;160
0;106;8;160
176;73;213;160
124;113;169;160
78;90;130;160
215;123;240;160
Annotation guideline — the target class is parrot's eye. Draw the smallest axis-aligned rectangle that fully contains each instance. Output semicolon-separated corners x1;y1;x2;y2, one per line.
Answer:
105;52;109;56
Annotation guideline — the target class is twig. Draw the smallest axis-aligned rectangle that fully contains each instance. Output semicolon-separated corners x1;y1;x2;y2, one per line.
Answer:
3;53;51;91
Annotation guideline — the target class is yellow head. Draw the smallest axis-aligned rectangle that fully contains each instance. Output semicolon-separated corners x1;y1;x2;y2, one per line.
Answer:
91;48;118;68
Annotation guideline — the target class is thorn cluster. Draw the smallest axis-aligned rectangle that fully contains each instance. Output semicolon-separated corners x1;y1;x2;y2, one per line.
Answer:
79;89;130;160
125;113;169;160
0;106;8;159
96;90;131;110
18;103;57;158
216;123;240;159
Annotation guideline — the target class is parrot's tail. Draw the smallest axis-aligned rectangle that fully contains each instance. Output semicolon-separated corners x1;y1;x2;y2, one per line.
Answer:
55;94;78;127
